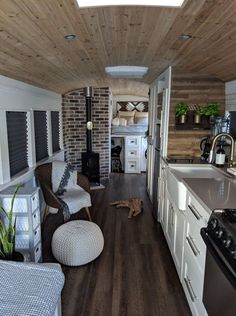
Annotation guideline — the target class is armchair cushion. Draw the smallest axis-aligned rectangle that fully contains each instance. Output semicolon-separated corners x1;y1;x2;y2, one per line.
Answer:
35;162;92;221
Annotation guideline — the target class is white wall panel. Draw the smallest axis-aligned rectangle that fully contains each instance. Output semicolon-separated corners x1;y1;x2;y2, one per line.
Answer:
226;80;236;111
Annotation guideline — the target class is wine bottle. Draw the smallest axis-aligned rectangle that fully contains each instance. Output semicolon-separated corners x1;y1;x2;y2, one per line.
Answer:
215;144;225;168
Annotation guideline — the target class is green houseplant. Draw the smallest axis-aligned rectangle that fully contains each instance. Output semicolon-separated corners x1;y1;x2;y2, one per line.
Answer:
176;102;188;124
194;105;205;124
0;185;22;260
205;102;220;123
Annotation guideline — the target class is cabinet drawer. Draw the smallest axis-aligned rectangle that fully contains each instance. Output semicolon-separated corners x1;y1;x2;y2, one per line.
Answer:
126;160;139;173
183;245;207;316
2;197;27;213
127;149;138;158
185;221;206;272
31;192;39;213
15;234;30;249
34;243;42;263
32;210;40;230
13;216;29;232
187;193;209;228
33;225;41;246
126;137;139;147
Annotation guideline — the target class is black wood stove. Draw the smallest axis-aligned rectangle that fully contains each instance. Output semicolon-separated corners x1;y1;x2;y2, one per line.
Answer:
82;87;100;185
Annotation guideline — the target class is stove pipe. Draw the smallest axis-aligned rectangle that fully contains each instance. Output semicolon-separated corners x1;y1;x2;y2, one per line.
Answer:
84;87;93;153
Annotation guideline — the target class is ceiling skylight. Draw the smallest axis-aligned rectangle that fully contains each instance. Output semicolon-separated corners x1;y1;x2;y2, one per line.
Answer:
105;66;148;78
77;0;185;8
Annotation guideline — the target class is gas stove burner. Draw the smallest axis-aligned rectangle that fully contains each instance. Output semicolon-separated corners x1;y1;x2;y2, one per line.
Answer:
223;209;236;223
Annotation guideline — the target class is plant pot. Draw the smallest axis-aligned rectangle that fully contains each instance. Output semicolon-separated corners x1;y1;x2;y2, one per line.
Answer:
194;114;201;124
1;251;24;262
209;115;215;125
179;114;187;124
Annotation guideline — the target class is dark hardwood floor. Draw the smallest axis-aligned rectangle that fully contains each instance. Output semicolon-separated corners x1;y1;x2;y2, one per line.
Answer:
42;173;191;316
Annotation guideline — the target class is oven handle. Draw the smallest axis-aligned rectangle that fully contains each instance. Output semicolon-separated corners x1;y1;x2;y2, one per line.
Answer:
201;228;236;290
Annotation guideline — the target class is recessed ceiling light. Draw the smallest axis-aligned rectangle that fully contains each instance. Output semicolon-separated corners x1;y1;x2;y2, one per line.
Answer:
105;66;148;78
64;34;76;40
179;34;192;40
77;0;185;8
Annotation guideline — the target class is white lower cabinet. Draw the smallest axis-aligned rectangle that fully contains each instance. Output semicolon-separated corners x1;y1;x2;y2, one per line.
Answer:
158;177;165;228
158;159;167;230
165;190;185;280
125;136;141;173
165;193;173;248
172;206;185;280
181;191;209;316
183;245;207;316
162;169;210;316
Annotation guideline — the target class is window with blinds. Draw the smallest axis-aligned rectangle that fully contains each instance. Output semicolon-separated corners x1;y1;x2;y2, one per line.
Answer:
6;111;28;177
51;111;60;153
34;111;48;162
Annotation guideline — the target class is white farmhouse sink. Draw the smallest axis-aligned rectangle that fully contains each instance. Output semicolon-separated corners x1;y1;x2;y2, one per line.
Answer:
167;165;226;210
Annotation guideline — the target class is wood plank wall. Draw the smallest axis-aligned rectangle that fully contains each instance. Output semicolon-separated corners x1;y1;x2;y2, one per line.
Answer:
168;71;225;158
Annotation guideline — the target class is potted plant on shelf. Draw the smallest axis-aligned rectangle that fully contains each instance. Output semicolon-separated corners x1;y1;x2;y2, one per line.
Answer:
0;185;23;261
194;105;205;124
204;102;220;124
176;102;188;124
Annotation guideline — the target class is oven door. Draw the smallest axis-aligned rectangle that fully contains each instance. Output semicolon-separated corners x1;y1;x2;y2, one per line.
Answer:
201;229;236;316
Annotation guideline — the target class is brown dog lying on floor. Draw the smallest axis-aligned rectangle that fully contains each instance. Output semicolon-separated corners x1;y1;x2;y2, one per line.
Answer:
110;198;143;218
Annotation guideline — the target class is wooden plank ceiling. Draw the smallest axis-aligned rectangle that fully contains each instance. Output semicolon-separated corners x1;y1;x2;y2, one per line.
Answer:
0;0;235;95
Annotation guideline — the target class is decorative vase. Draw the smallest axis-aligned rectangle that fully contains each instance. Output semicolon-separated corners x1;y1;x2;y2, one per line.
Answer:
194;114;201;124
179;114;187;124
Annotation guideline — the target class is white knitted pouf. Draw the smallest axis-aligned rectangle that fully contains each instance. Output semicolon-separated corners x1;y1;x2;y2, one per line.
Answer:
51;220;104;266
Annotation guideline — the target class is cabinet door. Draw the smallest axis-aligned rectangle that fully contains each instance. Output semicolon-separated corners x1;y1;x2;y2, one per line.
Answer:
172;206;185;280
158;178;165;227
165;196;174;249
182;244;207;316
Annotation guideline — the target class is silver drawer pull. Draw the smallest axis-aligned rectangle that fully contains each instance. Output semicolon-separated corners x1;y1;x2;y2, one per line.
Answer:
184;276;197;302
186;235;200;256
188;204;202;221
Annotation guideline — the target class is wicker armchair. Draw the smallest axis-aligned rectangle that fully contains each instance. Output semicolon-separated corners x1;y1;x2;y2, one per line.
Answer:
35;163;92;221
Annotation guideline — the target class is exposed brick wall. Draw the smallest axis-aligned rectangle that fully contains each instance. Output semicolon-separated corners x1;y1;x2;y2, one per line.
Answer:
62;87;110;179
